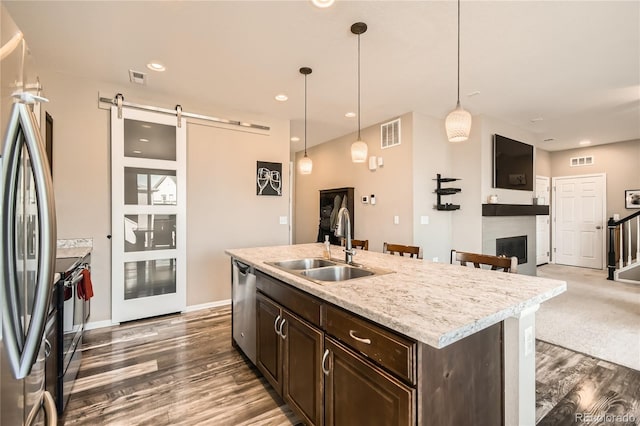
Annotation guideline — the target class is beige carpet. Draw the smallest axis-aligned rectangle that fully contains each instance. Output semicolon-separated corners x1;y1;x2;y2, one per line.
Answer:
536;264;640;371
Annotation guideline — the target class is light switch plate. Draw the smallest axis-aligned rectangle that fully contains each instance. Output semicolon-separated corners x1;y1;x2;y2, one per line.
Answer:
279;216;288;225
393;215;399;225
420;215;429;225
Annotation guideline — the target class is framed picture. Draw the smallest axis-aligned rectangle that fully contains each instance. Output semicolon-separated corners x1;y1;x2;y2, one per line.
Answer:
256;161;282;196
625;189;640;209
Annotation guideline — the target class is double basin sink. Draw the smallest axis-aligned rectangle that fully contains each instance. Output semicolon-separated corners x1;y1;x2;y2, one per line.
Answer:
266;257;392;284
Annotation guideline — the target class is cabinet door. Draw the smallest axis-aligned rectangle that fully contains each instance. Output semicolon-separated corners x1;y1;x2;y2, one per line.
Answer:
282;311;323;426
256;293;282;394
324;337;414;426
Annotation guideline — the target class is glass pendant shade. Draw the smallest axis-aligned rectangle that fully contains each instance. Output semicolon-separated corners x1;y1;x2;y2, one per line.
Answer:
350;139;368;163
445;102;472;142
298;155;313;174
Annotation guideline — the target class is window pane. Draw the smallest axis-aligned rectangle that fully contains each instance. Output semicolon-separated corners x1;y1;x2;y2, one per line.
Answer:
124;119;176;161
124;214;176;252
124;259;176;300
124;167;177;205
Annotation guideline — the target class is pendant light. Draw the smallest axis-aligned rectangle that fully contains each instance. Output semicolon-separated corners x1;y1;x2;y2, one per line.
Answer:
298;67;313;175
350;22;368;163
445;0;472;142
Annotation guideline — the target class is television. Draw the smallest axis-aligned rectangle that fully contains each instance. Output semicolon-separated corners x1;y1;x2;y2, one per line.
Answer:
492;134;534;191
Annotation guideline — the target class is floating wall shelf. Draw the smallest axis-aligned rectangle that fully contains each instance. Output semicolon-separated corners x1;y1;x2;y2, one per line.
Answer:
434;174;461;211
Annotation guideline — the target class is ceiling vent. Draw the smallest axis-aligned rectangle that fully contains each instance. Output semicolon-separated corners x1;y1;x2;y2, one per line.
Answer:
129;69;147;85
570;155;594;167
381;118;401;149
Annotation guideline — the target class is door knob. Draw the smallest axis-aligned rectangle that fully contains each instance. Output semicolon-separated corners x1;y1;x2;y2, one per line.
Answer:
596;226;602;229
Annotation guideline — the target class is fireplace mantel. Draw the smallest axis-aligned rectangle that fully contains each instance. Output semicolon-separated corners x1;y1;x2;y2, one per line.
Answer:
482;204;549;217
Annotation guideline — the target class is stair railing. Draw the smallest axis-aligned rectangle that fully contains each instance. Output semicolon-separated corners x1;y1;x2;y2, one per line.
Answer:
607;210;640;280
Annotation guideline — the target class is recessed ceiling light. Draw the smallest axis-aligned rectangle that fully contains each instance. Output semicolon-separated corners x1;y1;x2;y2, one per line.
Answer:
133;150;142;154
345;112;356;118
275;94;288;102
543;138;555;142
311;0;335;8
530;117;544;123
467;91;481;97
290;136;300;142
579;140;591;146
146;61;166;72
139;138;149;142
141;124;151;129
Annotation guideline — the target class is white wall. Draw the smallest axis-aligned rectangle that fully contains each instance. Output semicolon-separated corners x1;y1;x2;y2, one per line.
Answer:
40;70;290;322
412;112;453;262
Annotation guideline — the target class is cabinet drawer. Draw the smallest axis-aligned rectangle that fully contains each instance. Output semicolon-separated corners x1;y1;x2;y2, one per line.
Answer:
256;271;321;327
324;305;416;385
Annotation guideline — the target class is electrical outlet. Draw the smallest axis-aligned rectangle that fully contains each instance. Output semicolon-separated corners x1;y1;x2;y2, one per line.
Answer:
279;216;288;225
362;196;369;204
420;215;429;225
432;257;438;262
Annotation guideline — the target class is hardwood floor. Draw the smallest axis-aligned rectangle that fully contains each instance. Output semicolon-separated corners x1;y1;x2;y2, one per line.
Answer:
62;307;639;425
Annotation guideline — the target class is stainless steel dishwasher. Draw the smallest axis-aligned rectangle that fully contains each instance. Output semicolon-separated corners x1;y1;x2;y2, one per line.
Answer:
232;259;256;364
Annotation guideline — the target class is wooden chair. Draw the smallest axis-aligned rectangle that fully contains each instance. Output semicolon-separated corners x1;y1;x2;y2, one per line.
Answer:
341;238;369;250
383;242;420;258
450;250;517;273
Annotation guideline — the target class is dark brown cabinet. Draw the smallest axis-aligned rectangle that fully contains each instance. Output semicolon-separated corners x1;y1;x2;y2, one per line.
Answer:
256;293;282;393
248;268;503;426
324;336;414;426
282;311;324;426
256;272;324;425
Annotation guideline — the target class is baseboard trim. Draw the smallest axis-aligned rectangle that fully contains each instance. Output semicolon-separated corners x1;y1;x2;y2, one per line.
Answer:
85;319;115;331
184;299;231;312
84;300;231;330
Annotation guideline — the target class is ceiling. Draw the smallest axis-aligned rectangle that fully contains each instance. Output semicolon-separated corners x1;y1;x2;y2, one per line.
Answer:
4;1;639;152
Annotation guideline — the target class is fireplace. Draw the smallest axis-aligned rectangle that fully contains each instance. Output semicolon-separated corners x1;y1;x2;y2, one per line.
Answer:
496;235;527;265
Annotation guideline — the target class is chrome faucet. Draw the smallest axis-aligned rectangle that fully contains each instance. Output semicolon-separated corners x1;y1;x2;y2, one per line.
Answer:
334;207;355;264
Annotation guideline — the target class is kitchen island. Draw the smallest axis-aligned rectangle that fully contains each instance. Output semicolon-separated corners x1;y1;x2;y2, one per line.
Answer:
226;243;566;426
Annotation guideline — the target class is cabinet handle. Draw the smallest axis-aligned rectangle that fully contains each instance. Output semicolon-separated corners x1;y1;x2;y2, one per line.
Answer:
349;330;372;345
279;317;287;339
274;315;282;336
322;349;330;376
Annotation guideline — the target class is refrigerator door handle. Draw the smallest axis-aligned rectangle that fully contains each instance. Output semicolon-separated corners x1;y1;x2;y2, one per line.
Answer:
43;391;58;426
1;102;56;379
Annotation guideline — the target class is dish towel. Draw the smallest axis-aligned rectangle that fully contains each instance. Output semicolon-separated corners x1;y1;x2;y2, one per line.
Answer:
77;268;94;300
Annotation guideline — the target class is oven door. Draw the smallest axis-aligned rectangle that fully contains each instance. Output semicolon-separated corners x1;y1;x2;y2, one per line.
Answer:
62;272;83;370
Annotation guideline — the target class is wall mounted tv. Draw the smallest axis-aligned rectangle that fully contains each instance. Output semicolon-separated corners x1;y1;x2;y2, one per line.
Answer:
492;134;534;191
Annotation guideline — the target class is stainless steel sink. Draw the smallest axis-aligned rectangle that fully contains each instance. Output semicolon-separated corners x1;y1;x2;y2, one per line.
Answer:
300;265;375;281
266;257;392;284
270;258;337;270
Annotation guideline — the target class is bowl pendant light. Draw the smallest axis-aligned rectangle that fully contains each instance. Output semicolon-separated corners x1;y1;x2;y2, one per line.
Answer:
445;0;472;142
351;22;368;163
298;67;313;175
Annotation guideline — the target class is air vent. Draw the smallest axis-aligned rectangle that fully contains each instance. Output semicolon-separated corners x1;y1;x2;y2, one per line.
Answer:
570;155;594;167
381;118;401;149
129;69;147;85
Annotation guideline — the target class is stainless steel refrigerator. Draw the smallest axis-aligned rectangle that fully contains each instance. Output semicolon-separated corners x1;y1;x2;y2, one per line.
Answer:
1;6;58;425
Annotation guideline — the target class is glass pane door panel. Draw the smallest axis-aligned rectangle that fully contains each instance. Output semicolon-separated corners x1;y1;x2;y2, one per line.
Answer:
124;259;177;300
124;214;176;252
124;168;177;206
124;119;176;161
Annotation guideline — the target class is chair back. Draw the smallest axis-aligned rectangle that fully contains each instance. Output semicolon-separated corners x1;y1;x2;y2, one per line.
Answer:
383;242;420;258
451;250;517;273
341;238;369;250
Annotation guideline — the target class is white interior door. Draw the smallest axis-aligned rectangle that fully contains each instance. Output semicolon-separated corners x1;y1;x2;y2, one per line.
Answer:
536;176;550;265
553;174;605;269
111;107;186;323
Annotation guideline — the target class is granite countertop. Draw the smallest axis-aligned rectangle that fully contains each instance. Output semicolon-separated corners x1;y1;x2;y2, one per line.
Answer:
226;243;567;349
56;238;92;260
